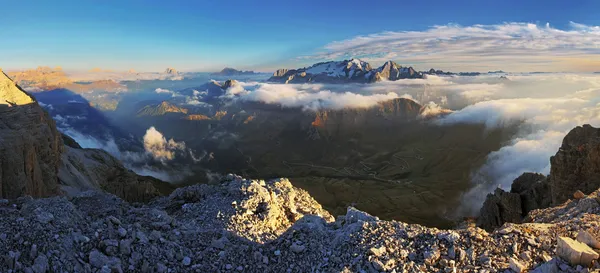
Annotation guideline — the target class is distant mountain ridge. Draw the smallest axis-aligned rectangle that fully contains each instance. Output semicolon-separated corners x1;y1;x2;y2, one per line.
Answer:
269;59;423;84
212;67;258;76
137;101;189;116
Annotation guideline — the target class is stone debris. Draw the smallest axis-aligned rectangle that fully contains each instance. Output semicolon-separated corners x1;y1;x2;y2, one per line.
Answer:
2;174;600;272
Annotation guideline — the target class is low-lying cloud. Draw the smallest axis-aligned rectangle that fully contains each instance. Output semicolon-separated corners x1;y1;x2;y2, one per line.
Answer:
221;81;402;110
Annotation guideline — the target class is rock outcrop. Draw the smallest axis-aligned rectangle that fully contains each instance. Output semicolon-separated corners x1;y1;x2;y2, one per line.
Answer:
477;188;523;231
479;124;600;230
0;71;62;199
268;59;423;84
549;124;600;204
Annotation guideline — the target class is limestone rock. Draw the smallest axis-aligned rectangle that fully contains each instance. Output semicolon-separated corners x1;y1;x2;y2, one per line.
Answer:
556;236;599;267
509;257;526;272
576;230;600;249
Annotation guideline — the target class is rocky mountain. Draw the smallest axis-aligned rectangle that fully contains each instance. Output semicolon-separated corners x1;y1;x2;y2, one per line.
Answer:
0;72;169;202
212;67;257;76
268;59;423;84
478;124;600;231
0;70;63;199
164;68;178;75
309;98;426;137
136;101;189;117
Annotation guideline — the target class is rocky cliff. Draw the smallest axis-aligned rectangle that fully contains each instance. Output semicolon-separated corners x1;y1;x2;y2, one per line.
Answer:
478;124;600;231
0;71;63;199
0;72;167;202
310;98;424;132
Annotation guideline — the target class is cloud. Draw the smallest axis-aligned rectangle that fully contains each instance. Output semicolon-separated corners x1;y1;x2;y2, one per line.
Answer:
428;74;600;216
143;126;187;162
155;88;172;94
222;81;402;110
302;22;600;72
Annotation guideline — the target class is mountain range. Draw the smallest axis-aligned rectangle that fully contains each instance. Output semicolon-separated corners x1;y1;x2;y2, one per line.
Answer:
269;59;423;84
212;67;259;76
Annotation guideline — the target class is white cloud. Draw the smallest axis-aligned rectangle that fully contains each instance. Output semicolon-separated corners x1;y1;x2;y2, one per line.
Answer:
303;22;600;72
143;126;187;162
155;88;172;94
223;82;401;110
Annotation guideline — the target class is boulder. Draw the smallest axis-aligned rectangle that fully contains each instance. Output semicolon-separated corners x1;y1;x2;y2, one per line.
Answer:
576;230;600;249
477;188;522;231
556;237;599;267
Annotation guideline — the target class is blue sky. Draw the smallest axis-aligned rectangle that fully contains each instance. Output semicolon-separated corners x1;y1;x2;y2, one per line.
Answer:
2;0;600;72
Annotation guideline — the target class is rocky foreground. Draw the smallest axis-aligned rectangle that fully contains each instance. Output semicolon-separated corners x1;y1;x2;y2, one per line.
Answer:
1;173;600;273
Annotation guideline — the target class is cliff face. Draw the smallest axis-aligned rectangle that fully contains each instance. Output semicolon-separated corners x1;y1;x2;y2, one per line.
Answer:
0;72;168;202
549;124;600;204
0;72;63;198
478;124;600;230
310;98;424;136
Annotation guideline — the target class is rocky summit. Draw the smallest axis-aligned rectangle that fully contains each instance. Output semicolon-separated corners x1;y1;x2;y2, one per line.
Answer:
4;172;600;273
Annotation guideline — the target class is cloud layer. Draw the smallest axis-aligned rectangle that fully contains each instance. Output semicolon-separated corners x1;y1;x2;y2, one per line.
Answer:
303;22;600;72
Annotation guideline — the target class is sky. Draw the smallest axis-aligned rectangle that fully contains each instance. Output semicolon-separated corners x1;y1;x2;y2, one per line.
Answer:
2;0;600;72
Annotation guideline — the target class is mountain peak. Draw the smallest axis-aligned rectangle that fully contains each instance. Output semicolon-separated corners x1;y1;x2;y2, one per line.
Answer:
0;71;35;106
164;67;178;74
137;101;188;116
